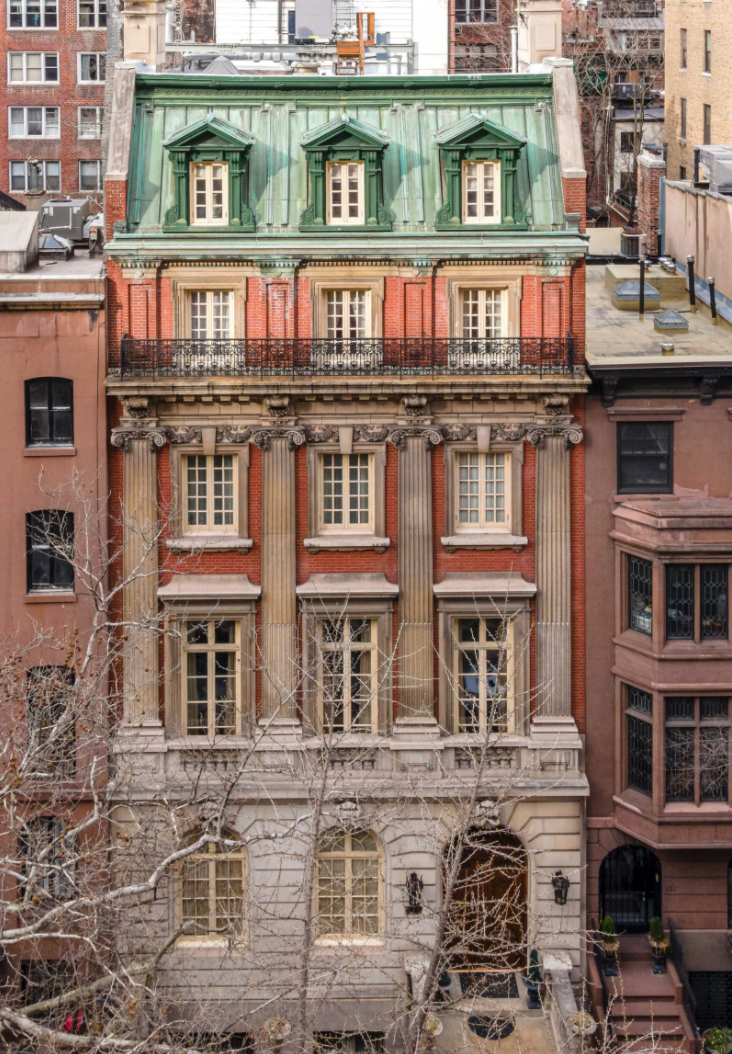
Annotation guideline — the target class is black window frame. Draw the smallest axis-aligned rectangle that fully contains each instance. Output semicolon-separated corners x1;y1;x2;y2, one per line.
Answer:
26;510;74;593
617;421;673;495
25;377;73;447
665;695;730;805
626;685;653;796
628;554;654;636
666;563;695;640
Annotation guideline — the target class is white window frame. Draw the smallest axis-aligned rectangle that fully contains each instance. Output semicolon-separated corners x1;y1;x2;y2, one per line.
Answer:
315;830;382;941
78;106;102;139
8;0;58;30
452;616;513;734
324;288;371;340
318;617;379;734
462;159;501;224
178;837;246;941
76;0;106;28
459;287;507;340
8;106;59;139
21;816;74;899
10;159;60;192
8;51;59;83
187;290;234;341
190;161;229;226
456;451;511;534
77;52;105;83
184;454;238;534
319;453;374;535
326;161;365;226
181;619;241;737
78;159;102;192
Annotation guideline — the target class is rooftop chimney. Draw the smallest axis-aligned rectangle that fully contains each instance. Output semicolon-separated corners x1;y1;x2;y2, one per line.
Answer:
517;0;563;70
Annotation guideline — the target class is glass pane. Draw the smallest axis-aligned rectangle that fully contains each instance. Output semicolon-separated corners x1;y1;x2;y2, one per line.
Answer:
459;618;481;644
28;379;50;443
213;651;236;734
349;646;371;730
323;648;345;732
458;453;479;524
629;686;653;716
181;857;210;932
701;565;728;640
212;455;235;527
190;290;208;340
211;164;224;220
348;454;370;525
665;726;694;801
213;620;235;645
186;621;209;646
700;726;728;801
45;108;59;136
347;164;360;219
628;714;653;795
27;54;43;81
465;163;478;218
45;162;60;191
215;857;242;933
666;564;694;639
665;696;693;722
629;556;653;635
347;290;366;339
330;164;343;220
701;697;728;721
458;648;480;731
9;0;22;26
322;453;344;525
482;162;495;218
326;290;346;341
351;831;376;852
485;452;506;523
186;454;207;526
10;108;26;136
618;422;672;493
44;54;58;81
352;857;379;934
317;858;346;934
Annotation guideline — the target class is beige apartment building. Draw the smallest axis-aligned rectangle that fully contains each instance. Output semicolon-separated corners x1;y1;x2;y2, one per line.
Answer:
665;0;732;178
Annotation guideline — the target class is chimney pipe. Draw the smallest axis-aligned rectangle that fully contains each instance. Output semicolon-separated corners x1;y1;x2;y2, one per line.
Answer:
693;147;700;184
687;255;697;312
708;276;718;324
510;25;518;73
639;254;646;320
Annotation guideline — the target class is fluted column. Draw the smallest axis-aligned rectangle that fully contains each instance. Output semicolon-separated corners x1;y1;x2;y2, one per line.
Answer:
259;432;299;719
533;426;581;717
396;431;440;718
111;416;166;727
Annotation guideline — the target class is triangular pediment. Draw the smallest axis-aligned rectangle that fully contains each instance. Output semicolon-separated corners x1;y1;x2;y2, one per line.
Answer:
301;113;389;151
435;113;527;152
163;114;255;152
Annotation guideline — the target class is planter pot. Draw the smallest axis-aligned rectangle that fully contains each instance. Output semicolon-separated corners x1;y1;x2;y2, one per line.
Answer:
650;944;668;974
602;945;619;977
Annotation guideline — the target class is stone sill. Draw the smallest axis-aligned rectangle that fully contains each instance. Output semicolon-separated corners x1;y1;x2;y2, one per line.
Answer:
25;591;76;604
24;446;76;457
304;535;390;552
166;535;253;552
441;533;528;551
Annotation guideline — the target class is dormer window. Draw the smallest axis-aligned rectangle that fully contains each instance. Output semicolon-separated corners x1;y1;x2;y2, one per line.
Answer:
463;161;500;224
191;162;228;226
327;162;364;225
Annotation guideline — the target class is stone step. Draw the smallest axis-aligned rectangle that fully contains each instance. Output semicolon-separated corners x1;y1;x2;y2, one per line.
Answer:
613;1017;685;1039
610;1000;683;1020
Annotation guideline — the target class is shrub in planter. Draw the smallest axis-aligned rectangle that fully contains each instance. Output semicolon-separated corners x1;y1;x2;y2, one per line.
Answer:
648;917;669;974
704;1027;732;1054
600;916;619;977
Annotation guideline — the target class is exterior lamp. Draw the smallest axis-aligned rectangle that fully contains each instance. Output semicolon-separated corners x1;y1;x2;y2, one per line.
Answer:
405;872;424;915
551;870;570;905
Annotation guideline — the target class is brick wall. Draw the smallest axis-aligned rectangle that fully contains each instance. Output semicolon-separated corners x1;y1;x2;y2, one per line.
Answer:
636;150;666;254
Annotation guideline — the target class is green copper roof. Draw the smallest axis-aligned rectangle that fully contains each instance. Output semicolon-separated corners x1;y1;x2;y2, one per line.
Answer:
125;73;566;236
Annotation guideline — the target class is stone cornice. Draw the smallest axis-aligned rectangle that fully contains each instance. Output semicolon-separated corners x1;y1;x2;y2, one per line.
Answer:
166;426;252;444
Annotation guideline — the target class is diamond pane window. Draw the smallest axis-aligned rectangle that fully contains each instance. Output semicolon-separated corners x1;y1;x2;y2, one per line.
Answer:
665;696;729;804
629;556;653;635
666;564;694;639
701;565;728;640
628;714;653;795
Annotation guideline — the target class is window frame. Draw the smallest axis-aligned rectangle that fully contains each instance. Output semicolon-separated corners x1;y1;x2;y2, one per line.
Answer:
319;453;375;535
451;615;514;735
326;161;365;226
442;436;525;548
680;27;687;67
664;563;729;644
183;452;239;535
317;616;380;735
25;378;73;448
78;106;103;139
20;816;74;900
704;29;711;73
458;286;508;339
324;288;371;340
76;0;106;28
78;159;103;192
172;274;246;342
9;106;60;138
314;829;383;942
180;618;241;738
305;439;387;549
665;696;730;805
310;275;384;343
455;0;499;23
8;0;58;30
190;161;229;227
627;553;654;636
704;104;712;145
680;98;687;139
26;510;74;594
445;276;521;340
625;684;653;796
168;436;250;549
10;159;60;192
77;52;105;83
7;52;59;83
461;159;502;225
455;450;512;534
185;288;235;340
177;834;246;942
26;665;76;779
616;421;673;495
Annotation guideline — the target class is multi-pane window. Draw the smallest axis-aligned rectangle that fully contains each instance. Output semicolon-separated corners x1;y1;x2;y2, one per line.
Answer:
8;52;59;82
315;830;380;938
9;106;59;138
185;454;236;532
26;666;75;778
77;52;105;82
680;98;687;139
10;160;60;192
666;564;729;642
462;161;500;223
191;163;228;225
455;0;498;22
321;454;372;531
189;291;233;340
20;817;73;899
8;0;57;28
315;1034;385;1054
626;686;653;795
457;452;509;532
319;618;377;734
704;104;712;145
183;620;239;737
680;28;687;67
327;162;364;225
453;44;499;71
460;288;504;339
78;106;102;138
180;837;245;938
665;697;730;804
326;289;368;340
453;618;509;733
617;422;673;493
77;0;106;27
26;511;73;593
25;378;72;447
628;555;653;635
704;30;711;72
79;160;102;191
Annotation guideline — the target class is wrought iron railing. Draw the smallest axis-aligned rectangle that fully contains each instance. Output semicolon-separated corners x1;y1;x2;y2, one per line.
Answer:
669;922;702;1054
590;922;614;1047
119;336;575;379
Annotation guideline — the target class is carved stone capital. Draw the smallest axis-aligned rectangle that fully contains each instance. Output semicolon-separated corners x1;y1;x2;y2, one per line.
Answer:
111;427;167;453
252;427;305;452
527;425;583;450
303;425;339;444
389;427;443;451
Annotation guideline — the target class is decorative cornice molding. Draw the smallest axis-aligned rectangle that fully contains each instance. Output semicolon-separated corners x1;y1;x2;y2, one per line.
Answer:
111;428;167;453
441;424;531;443
303;425;340;444
165;426;253;445
252;427;305;452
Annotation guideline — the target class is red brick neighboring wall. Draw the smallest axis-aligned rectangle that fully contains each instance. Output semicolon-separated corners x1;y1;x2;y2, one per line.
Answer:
636;152;666;256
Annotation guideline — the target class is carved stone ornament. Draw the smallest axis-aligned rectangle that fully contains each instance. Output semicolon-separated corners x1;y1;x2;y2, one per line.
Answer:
526;425;583;449
388;427;443;451
353;426;390;443
475;799;502;829
216;426;253;444
335;800;362;830
252;427;305;452
111;428;167;453
402;395;430;417
122;396;151;419
303;425;339;444
264;395;291;418
441;423;533;443
541;394;570;417
166;426;253;445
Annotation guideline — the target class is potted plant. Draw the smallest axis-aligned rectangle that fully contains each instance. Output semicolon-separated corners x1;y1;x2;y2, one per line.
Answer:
567;1011;597;1039
648;916;670;974
704;1027;732;1054
600;916;619;977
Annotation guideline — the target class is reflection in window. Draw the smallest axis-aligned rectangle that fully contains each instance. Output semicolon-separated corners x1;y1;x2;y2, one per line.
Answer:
183;621;238;736
626;686;653;795
629;556;653;635
320;618;377;733
26;511;74;592
454;618;508;733
617;422;672;494
315;830;380;937
666;564;694;640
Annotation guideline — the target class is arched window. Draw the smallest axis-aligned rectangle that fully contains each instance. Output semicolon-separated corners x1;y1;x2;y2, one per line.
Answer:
315;830;381;939
179;832;245;939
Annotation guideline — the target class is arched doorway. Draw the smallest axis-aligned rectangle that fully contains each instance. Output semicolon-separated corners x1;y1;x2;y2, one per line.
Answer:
599;845;661;933
445;828;528;971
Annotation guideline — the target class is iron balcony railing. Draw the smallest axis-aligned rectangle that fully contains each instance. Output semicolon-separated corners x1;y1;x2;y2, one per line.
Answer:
119;336;575;379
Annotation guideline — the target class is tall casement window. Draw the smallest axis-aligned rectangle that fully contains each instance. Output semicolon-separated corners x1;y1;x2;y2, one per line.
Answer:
462;161;501;224
626;685;653;795
321;454;373;533
327;162;364;225
26;511;73;593
666;564;729;642
455;0;498;23
704;30;712;73
460;288;505;339
452;617;510;733
27;666;76;778
185;455;237;533
183;620;240;737
315;830;381;939
326;290;369;340
20;817;74;899
300;115;390;232
319;618;378;734
25;378;72;447
680;98;687;139
617;422;673;494
180;833;245;939
628;555;653;635
8;52;59;82
8;0;57;28
680;28;687;68
191;162;228;226
189;291;233;340
666;697;730;804
456;452;510;533
704;104;712;145
163;116;255;232
436;113;527;228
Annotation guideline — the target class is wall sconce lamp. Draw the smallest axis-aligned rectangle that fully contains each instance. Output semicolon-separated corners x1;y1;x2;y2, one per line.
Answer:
405;872;424;915
552;871;570;906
